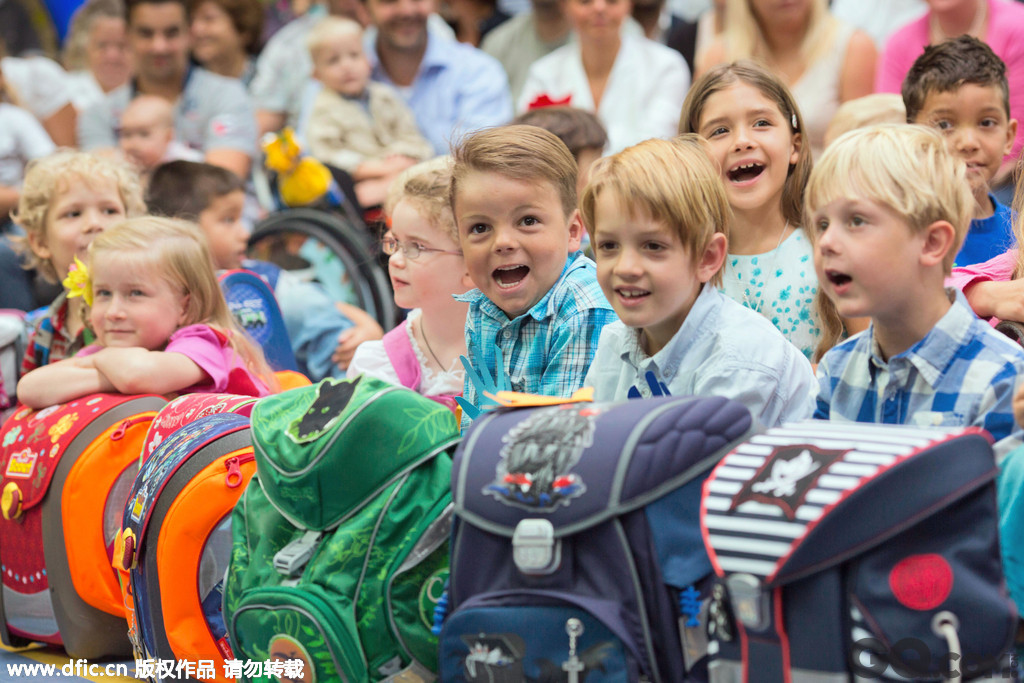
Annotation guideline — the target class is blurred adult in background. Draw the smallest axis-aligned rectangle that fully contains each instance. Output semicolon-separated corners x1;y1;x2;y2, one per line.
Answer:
0;0;45;58
443;0;509;45
518;0;690;154
876;0;1024;185
698;0;875;158
62;0;132;111
1;41;77;147
480;0;570;101
188;0;264;86
830;0;927;49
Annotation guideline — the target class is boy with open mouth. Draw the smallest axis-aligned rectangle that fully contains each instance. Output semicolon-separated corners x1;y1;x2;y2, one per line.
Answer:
451;125;616;431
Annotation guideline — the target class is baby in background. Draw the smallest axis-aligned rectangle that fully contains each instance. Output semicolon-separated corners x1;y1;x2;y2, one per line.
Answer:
304;17;434;209
118;95;201;177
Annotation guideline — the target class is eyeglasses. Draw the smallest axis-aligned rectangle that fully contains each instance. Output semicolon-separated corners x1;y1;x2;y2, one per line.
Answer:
382;236;462;260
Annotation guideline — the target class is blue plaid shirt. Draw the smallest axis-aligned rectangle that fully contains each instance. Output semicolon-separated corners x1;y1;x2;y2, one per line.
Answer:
815;291;1024;462
456;252;615;431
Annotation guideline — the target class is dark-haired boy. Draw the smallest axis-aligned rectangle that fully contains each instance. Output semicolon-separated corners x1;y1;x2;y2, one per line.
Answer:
147;160;382;380
902;35;1018;267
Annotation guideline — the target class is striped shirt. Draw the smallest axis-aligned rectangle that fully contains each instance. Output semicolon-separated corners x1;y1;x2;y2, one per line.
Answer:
814;291;1024;462
456;252;616;432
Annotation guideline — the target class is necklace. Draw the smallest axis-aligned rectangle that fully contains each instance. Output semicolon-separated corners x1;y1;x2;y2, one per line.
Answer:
733;220;789;315
930;0;986;43
418;319;446;370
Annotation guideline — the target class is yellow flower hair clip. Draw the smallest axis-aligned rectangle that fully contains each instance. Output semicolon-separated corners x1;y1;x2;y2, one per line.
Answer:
63;256;93;307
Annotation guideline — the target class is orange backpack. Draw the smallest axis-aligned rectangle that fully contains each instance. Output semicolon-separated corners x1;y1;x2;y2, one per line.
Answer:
0;393;166;657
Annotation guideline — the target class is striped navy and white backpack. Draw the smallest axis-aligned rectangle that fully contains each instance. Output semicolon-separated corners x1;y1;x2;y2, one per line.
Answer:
701;420;1016;681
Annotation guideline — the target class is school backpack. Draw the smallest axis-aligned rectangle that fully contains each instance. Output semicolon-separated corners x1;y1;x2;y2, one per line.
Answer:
439;394;755;683
223;375;459;682
218;268;299;374
0;392;166;657
113;393;259;682
700;420;1017;681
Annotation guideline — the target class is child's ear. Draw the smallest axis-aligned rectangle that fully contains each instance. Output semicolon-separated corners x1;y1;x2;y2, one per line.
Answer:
1005;119;1018;157
461;267;475;290
697;232;728;283
26;231;51;260
919;220;957;269
789;131;803;167
176;293;191;326
567;209;584;253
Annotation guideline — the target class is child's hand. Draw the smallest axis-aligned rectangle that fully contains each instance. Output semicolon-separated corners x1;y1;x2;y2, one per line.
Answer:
1014;382;1024;430
455;345;511;422
332;302;384;371
964;279;1024;322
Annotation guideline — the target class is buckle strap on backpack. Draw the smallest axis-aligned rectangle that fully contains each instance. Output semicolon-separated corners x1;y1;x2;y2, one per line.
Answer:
273;531;322;578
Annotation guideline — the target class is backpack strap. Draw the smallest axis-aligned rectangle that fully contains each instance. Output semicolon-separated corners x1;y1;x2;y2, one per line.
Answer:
382;321;422;392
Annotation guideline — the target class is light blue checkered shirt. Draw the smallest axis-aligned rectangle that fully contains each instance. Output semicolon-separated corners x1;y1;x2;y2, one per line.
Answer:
456;252;616;432
814;290;1024;462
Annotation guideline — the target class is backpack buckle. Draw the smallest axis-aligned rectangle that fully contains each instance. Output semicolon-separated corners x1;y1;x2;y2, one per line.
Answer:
512;519;560;575
273;531;322;578
725;574;769;631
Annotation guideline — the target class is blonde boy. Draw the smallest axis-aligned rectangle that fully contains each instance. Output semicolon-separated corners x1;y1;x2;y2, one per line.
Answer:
451;125;616;429
811;124;1024;460
580;136;814;426
304;16;433;209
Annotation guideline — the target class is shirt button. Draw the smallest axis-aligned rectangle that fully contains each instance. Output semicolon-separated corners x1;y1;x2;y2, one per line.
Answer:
502;330;511;339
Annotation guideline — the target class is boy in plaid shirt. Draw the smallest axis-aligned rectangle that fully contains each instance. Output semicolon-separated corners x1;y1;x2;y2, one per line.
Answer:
451;126;616;431
811;125;1024;461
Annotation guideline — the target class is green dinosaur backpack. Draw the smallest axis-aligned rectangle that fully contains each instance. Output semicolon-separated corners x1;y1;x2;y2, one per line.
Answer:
223;375;459;682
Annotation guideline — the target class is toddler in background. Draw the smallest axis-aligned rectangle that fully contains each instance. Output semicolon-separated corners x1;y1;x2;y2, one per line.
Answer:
304;17;433;209
17;217;276;408
581;136;814;426
118;95;202;178
13;151;146;373
348;157;471;410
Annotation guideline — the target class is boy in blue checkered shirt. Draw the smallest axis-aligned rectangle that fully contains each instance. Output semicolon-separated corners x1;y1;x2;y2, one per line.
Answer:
451;125;616;431
810;124;1024;462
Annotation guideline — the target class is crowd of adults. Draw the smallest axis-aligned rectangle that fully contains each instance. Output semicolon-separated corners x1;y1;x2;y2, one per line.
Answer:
3;0;1024;311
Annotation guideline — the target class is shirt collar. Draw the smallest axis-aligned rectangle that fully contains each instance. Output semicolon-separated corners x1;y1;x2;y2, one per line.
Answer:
617;283;719;378
367;27;451;84
453;251;585;324
867;288;971;386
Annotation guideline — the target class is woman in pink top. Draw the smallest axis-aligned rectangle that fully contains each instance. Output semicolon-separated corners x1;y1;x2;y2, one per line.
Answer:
876;0;1024;168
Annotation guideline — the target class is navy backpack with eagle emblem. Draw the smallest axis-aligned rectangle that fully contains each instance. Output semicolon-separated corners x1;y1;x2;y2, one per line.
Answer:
439;394;755;683
701;420;1016;681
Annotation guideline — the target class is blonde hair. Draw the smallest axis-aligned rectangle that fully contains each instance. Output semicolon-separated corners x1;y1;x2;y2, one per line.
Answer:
805;124;971;275
680;60;811;228
62;0;125;70
384;156;457;243
824;94;906;149
579;136;731;287
306;16;363;60
12;150;146;282
723;0;837;66
88;216;277;388
450;125;578;218
1010;166;1024;281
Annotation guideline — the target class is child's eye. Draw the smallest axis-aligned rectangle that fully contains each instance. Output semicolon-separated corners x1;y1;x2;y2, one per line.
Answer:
980;118;999;128
61;210;81;219
467;223;490;235
644;241;666;252
708;126;728;137
520;216;540;227
850;215;867;227
814;218;829;233
94;288;111;298
753;119;772;128
933;119;953;131
596;240;618;252
103;207;123;215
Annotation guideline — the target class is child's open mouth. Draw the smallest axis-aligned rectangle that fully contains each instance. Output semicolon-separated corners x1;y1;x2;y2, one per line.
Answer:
826;270;852;289
727;162;765;184
493;265;529;289
616;287;650;301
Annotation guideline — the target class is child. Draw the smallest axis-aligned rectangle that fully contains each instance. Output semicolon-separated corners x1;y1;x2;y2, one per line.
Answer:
823;93;905;149
145;160;382;381
903;35;1017;268
13;150;146;374
304;17;433;209
347;157;472;409
451;125;616;429
118;94;202;177
17;217;275;408
810;124;1024;461
580;136;814;426
512;106;608;197
680;60;823;361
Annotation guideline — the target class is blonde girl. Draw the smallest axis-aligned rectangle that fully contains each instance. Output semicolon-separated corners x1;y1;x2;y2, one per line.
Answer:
681;60;831;360
17;217;276;408
347;157;472;410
